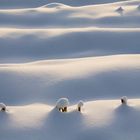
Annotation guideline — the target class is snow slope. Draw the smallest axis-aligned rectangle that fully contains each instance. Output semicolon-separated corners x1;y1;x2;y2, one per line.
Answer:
1;99;140;140
0;55;140;105
0;0;140;140
0;28;140;63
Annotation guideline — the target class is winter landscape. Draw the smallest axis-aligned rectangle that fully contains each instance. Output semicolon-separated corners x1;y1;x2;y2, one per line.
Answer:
0;0;140;139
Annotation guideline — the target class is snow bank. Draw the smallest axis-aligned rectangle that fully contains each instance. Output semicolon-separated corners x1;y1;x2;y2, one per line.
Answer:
0;55;139;104
77;100;84;112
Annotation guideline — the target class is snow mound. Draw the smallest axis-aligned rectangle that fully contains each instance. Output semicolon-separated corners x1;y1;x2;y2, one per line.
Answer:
121;96;128;105
0;99;140;140
56;98;69;108
41;3;68;8
78;100;84;107
0;103;6;111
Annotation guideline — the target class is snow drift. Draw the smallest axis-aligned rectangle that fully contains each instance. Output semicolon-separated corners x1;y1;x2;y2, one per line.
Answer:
0;0;140;140
0;28;140;63
0;55;139;105
1;99;140;140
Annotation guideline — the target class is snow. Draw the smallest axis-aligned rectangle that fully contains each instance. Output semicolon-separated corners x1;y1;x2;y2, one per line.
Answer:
56;98;69;109
78;100;84;107
0;103;6;111
0;1;140;29
121;96;128;104
1;99;140;140
0;0;140;139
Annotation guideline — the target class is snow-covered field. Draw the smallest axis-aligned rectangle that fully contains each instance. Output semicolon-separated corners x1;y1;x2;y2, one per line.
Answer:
0;0;140;140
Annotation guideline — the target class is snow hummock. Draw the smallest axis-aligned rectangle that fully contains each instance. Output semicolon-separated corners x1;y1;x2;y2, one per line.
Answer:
78;100;84;107
0;103;6;111
41;3;68;8
56;98;69;109
0;0;140;139
121;96;128;105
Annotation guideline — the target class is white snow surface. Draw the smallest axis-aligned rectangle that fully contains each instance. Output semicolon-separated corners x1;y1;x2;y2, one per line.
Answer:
121;96;128;104
78;100;84;107
0;103;6;109
0;0;140;139
56;98;69;108
0;0;134;8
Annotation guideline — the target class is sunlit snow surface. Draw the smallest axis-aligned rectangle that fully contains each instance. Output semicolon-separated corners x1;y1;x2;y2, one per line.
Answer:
0;0;140;140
